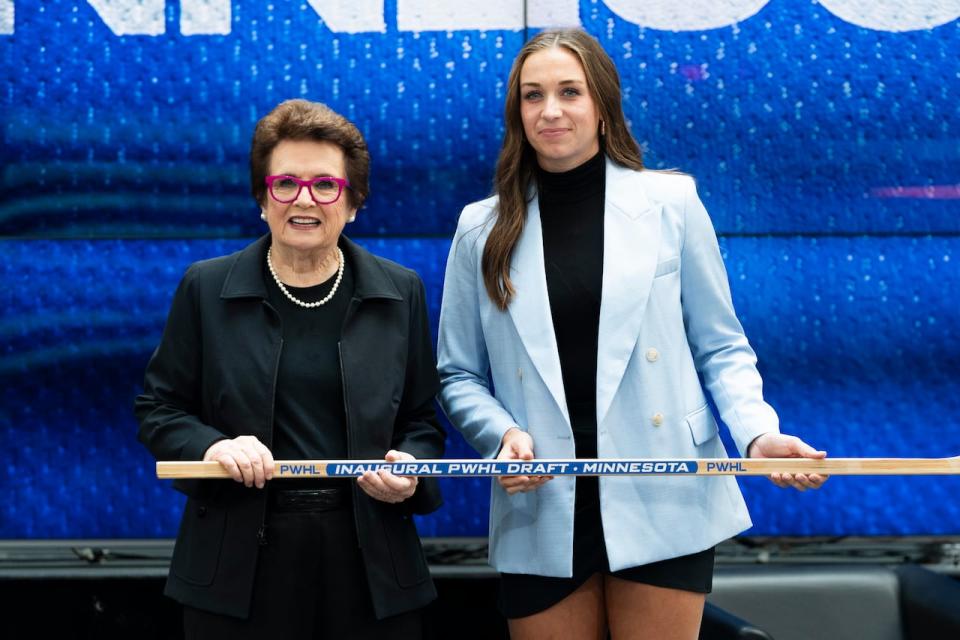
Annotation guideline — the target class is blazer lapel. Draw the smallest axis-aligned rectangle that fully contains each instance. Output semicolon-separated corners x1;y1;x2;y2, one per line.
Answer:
507;196;571;427
596;161;662;427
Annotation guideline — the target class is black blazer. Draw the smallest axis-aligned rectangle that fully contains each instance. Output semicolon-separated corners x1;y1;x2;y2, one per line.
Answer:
135;234;445;619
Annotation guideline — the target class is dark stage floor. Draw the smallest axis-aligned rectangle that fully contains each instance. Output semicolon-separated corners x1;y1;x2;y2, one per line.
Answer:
2;537;959;639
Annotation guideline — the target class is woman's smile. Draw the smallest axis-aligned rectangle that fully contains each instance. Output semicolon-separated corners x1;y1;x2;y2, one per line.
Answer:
288;215;322;229
539;127;571;138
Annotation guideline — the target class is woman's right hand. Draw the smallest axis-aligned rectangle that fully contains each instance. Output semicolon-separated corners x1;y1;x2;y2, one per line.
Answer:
203;436;275;488
497;428;553;494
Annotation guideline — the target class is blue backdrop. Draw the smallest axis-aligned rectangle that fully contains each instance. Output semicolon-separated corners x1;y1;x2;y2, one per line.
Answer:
2;1;959;538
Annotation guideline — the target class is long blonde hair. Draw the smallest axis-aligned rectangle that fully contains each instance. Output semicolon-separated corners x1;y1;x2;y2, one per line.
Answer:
482;29;644;310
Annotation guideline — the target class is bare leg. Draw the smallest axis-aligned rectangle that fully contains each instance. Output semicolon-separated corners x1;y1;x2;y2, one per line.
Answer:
508;573;607;640
604;575;706;640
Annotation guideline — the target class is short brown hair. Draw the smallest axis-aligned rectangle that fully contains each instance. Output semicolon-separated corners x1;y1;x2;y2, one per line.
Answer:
483;29;643;310
250;99;370;209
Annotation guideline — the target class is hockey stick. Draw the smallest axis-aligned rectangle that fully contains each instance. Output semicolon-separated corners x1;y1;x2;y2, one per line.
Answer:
157;456;960;479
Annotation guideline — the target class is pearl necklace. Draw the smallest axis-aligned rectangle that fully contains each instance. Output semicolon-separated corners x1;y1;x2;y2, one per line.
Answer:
266;246;345;308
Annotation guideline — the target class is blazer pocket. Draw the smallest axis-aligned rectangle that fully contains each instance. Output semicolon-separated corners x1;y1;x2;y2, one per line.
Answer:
170;498;227;586
654;256;680;278
684;404;719;446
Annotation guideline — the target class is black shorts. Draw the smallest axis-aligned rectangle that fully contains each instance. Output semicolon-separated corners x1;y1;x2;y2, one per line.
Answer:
498;477;716;619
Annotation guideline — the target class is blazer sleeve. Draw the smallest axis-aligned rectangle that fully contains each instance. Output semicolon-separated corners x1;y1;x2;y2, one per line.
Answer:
437;207;520;459
134;264;227;463
679;178;780;456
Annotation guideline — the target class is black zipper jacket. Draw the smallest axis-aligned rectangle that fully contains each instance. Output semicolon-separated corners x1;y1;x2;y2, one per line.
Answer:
135;234;445;619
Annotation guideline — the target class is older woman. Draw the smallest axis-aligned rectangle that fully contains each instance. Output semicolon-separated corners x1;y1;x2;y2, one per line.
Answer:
136;99;444;638
438;29;825;639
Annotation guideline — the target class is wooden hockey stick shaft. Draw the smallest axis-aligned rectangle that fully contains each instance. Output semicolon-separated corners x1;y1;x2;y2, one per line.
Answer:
157;457;960;479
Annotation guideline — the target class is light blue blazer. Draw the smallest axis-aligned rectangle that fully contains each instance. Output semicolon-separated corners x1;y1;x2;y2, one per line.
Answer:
437;158;780;577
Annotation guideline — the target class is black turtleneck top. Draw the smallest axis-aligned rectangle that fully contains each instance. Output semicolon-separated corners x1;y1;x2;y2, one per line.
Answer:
538;149;605;462
502;153;715;598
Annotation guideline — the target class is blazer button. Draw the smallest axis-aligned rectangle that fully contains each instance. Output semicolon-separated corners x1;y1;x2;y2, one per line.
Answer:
646;348;659;362
651;413;664;427
197;506;208;517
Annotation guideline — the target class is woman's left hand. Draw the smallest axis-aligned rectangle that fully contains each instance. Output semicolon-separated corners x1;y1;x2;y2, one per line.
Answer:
357;449;419;503
748;433;829;491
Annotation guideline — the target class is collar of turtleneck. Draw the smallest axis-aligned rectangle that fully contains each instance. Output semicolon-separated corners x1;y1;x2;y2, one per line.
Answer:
536;149;606;205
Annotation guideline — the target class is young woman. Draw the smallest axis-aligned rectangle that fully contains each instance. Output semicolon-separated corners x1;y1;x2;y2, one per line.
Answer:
437;29;825;639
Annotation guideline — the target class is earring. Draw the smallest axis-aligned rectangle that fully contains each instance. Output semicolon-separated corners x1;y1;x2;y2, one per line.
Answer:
347;214;356;223
260;211;267;221
600;120;606;136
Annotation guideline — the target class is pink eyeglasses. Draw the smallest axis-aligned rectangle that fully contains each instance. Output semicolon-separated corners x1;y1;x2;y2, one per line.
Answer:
265;175;351;205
